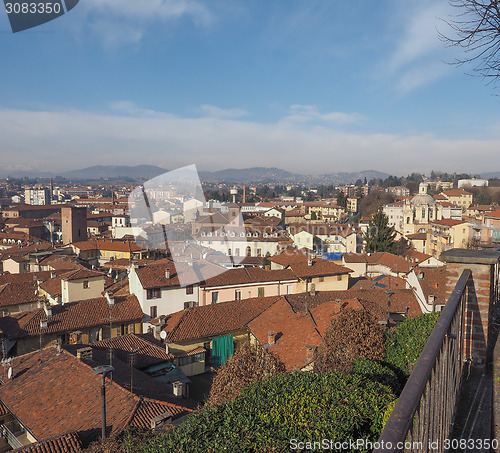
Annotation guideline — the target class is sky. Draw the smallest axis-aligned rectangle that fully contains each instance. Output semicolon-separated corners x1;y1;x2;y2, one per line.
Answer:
0;0;500;176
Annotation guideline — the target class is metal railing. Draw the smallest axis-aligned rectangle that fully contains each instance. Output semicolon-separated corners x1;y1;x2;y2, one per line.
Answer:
0;423;24;450
374;269;470;453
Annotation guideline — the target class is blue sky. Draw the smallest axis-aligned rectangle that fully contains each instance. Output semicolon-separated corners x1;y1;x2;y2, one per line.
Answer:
0;0;499;176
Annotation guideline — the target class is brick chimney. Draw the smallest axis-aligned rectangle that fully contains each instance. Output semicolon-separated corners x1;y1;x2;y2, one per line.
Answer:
305;345;315;363
267;330;276;345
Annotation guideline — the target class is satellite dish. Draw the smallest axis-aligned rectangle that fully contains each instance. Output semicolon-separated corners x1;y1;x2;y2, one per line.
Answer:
7;367;12;380
160;331;167;340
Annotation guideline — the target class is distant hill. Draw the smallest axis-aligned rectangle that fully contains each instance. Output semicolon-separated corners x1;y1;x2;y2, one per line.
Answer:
0;165;390;185
481;171;500;179
60;165;168;180
199;167;302;184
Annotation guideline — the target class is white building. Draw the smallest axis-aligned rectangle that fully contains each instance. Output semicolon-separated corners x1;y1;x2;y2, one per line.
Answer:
458;179;489;188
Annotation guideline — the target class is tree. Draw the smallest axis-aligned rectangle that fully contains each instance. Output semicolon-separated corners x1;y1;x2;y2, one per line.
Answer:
364;210;397;253
314;308;386;373
207;341;285;407
336;191;347;208
439;0;500;81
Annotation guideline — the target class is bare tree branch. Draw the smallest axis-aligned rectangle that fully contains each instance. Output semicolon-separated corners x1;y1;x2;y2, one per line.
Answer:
439;0;500;81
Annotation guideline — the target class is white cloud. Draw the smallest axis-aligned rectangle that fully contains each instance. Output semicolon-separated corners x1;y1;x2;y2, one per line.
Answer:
0;106;496;176
283;105;361;124
199;105;249;119
385;2;455;92
79;0;213;47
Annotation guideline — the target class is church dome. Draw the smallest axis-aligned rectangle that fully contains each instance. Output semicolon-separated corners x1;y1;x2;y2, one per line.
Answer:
411;193;437;207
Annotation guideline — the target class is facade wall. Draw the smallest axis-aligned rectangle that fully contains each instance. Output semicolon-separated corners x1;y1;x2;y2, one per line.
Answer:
199;281;297;306
62;277;105;304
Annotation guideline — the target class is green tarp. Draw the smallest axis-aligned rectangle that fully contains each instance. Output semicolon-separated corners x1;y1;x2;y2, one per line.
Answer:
212;334;234;368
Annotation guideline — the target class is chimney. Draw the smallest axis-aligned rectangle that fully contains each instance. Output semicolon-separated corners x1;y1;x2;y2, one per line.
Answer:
335;299;342;309
165;343;169;355
51;271;56;279
165;268;170;279
305;345;315;363
307;258;313;267
43;304;52;318
76;346;93;361
105;292;114;306
267;330;276;346
428;294;436;304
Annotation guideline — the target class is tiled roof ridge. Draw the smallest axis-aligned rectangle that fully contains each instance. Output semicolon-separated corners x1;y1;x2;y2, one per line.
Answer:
59;348;143;403
165;309;190;342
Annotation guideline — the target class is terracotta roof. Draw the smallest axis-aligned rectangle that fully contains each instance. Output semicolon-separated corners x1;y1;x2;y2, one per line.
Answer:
13;432;82;453
72;239;145;253
309;298;365;336
136;261;223;289
403;249;434;264
0;295;143;340
92;334;173;369
164;296;279;343
39;278;62;297
285;288;421;318
247;297;321;371
0;281;39;308
0;348;193;447
431;219;466;227
270;249;308;267
485;209;500;219
60;268;105;281
287;260;352;279
442;189;472;197
38;255;83;272
348;275;407;291
415;267;448;305
406;233;427;241
202;267;297;288
342;252;412;273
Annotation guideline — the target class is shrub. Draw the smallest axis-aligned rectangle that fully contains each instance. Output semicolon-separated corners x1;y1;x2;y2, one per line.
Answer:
351;357;402;395
207;341;286;407
143;372;395;453
385;312;440;377
314;309;385;373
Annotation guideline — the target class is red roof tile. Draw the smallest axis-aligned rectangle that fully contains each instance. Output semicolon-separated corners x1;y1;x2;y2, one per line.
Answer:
164;296;279;343
13;432;82;452
0;295;143;340
247;297;321;371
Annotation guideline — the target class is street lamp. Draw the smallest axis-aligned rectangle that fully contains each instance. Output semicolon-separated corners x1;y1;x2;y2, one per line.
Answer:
384;290;395;328
92;365;114;440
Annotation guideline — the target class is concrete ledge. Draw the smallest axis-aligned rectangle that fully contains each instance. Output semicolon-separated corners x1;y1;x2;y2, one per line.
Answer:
440;249;500;265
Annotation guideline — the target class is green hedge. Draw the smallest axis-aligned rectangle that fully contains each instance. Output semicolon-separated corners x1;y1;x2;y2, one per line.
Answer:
385;312;440;378
143;371;394;453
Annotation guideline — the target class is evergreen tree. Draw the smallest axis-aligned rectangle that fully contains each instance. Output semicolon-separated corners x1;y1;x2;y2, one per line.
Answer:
364;210;397;253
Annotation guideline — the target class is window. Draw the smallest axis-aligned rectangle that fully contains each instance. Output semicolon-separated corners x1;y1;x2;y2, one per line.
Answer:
83;281;89;289
150;306;158;319
186;285;194;295
319;277;324;282
212;292;219;304
246;246;252;257
128;324;135;334
257;249;262;257
146;288;161;299
258;287;265;298
235;290;242;300
287;285;292;295
337;275;342;281
235;248;240;256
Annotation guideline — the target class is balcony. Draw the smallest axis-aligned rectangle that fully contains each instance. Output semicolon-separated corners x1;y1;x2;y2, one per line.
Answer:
374;249;500;452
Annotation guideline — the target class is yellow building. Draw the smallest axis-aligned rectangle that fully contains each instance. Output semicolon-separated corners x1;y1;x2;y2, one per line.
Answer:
439;189;473;210
428;219;470;257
